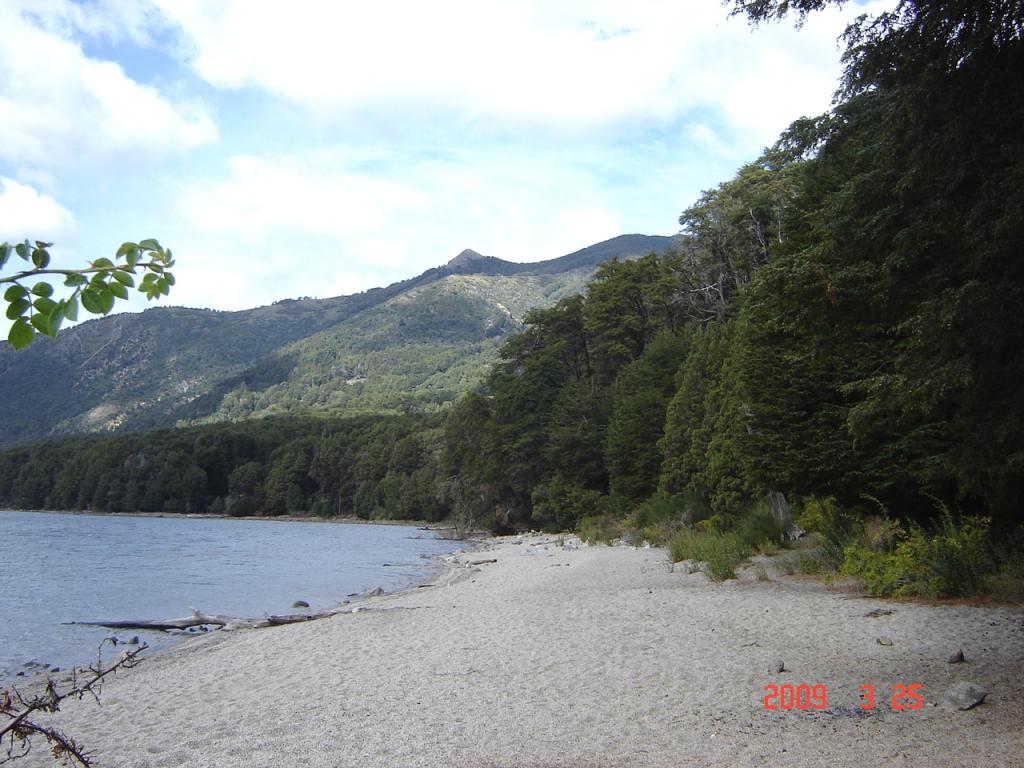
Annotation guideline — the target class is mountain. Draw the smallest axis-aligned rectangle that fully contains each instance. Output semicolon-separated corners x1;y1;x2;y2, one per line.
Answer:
0;234;677;447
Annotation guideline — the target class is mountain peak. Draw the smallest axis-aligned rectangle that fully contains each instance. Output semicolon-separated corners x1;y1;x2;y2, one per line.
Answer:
445;249;487;269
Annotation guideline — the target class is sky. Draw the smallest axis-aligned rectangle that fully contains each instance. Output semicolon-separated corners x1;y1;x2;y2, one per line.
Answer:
0;0;883;316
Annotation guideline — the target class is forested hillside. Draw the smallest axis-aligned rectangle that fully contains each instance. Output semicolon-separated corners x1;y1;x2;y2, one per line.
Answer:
0;235;674;446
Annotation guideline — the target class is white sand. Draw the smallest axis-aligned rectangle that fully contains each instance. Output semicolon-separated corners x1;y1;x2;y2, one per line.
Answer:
15;536;1024;767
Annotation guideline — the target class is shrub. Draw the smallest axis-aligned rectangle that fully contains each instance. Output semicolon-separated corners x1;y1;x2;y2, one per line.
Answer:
819;503;865;569
841;544;907;596
577;514;624;545
667;527;746;581
735;501;787;550
842;513;994;598
626;495;695;545
532;476;607;532
702;531;748;581
796;496;831;534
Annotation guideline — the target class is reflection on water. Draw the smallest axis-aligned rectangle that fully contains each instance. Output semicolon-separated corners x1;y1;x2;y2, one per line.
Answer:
0;511;459;677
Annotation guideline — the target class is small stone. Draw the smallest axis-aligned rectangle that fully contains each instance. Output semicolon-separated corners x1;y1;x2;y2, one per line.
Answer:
865;608;894;618
941;681;988;710
128;636;140;645
292;600;310;608
50;667;60;673
769;659;786;674
947;648;965;664
363;587;385;598
877;637;894;646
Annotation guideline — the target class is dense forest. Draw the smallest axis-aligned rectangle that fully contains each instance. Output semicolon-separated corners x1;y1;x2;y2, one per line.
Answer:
0;1;1021;592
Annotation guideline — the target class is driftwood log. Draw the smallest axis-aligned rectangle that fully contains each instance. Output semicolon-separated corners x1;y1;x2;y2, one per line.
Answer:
65;607;346;633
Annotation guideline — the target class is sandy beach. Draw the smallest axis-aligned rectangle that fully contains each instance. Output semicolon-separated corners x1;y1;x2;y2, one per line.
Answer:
14;536;1024;767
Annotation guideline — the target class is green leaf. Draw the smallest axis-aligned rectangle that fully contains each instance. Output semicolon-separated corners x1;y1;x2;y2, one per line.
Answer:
30;313;50;335
34;241;53;249
31;248;50;269
6;298;30;319
164;272;176;286
3;285;27;301
7;318;33;350
64;273;88;287
46;308;64;336
90;272;108;287
32;297;58;315
0;243;10;267
98;288;115;314
80;289;103;314
14;242;29;260
63;297;79;322
109;281;128;300
111;270;134;287
125;251;140;269
31;282;54;297
116;242;139;258
92;257;114;269
138;238;160;251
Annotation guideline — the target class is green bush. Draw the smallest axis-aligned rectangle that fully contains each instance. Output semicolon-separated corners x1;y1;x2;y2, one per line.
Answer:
842;514;995;598
625;495;693;545
841;544;907;596
629;496;677;529
532;476;607;532
666;501;789;581
735;501;786;550
819;503;865;569
702;531;748;581
577;514;625;545
667;527;746;581
797;495;841;534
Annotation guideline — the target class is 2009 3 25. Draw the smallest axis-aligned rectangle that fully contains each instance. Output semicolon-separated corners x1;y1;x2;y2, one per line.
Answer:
763;683;925;711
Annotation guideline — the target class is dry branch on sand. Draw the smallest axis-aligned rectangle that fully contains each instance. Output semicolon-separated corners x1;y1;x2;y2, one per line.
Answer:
1;639;146;767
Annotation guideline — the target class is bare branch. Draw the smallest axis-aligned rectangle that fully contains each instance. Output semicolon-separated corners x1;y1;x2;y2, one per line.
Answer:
0;641;146;767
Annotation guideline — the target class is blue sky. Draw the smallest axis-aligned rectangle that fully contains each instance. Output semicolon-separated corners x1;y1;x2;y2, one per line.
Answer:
0;0;883;315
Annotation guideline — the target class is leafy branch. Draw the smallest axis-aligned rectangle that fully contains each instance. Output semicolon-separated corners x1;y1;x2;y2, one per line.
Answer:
1;240;175;350
0;639;146;766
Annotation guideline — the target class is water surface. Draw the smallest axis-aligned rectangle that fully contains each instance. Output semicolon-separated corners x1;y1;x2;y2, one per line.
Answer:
0;511;460;678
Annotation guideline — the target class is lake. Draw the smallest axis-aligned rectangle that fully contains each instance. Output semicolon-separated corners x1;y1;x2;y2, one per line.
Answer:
0;511;463;679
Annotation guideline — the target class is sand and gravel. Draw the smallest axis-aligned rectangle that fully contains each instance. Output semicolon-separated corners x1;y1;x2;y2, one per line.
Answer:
13;535;1024;767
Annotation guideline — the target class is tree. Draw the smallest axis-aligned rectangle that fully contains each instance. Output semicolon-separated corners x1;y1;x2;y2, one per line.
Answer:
1;239;175;349
727;0;1024;522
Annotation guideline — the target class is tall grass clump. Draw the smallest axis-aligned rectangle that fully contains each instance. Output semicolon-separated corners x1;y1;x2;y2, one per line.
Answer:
807;497;865;569
668;527;747;581
735;500;787;550
667;500;786;582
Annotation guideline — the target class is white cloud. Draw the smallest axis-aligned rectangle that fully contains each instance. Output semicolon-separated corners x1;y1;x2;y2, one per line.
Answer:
154;0;858;146
0;177;77;242
0;2;216;170
168;149;628;310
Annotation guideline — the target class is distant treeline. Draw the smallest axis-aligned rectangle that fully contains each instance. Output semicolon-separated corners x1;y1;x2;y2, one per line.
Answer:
0;415;449;522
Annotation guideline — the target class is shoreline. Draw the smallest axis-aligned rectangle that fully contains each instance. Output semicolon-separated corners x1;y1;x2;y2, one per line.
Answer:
0;514;478;687
0;506;472;534
14;535;1024;767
